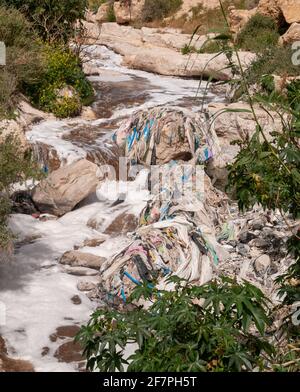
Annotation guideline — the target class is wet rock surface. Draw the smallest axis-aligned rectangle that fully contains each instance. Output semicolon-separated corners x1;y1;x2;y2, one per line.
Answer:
0;336;34;372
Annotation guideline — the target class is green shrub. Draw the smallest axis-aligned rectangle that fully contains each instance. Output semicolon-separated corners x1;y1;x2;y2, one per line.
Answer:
77;276;274;372
1;0;88;42
26;46;94;118
236;13;280;53
0;131;42;248
107;3;116;22
0;6;45;117
244;46;300;92
142;0;182;22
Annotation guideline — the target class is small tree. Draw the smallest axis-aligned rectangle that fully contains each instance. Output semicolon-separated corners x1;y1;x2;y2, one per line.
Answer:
1;0;88;42
77;276;274;372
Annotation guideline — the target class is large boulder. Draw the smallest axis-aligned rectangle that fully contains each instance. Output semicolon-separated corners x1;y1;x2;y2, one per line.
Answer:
32;159;100;216
257;0;283;23
278;0;300;24
83;22;255;80
279;22;300;45
257;0;300;24
114;0;145;24
95;3;111;23
228;5;257;35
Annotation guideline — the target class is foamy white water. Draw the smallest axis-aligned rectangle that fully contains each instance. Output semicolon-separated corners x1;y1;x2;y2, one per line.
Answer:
0;45;219;371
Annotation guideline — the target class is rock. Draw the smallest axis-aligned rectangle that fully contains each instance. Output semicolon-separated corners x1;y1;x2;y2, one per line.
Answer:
81;106;97;120
54;341;83;363
228;5;257;35
50;325;81;342
63;266;99;276
41;347;50;357
71;295;82;305
236;243;250;256
250;217;266;230
85;9;97;23
0;335;34;372
114;0;145;24
238;231;257;244
206;101;283;185
249;237;269;249
32;159;100;216
31;141;62;173
279;23;300;45
254;254;271;273
60;250;106;270
257;0;284;24
17;99;50;126
0;119;28;150
83;237;106;247
174;0;220;19
10;191;38;215
83;22;255;80
104;213;139;235
95;3;111;23
278;0;300;24
77;281;97;291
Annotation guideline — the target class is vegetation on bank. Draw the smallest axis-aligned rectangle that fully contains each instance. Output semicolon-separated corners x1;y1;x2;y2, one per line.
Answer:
0;132;42;250
0;1;93;119
0;1;93;247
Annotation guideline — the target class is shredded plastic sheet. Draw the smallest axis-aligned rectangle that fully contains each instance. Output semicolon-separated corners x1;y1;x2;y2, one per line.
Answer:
99;161;229;303
99;106;230;303
113;106;221;166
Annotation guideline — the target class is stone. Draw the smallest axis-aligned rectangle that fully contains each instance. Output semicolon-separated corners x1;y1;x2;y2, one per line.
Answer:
249;237;269;249
279;23;300;46
71;295;82;305
257;0;283;24
54;341;83;363
41;347;50;357
228;6;257;35
85;9;97;23
114;0;145;24
104;212;139;235
251;217;266;230
83;237;106;247
83;22;255;80
239;231;257;244
0;119;28;150
206;101;283;185
236;243;250;256
0;336;34;372
77;281;97;291
60;250;106;270
11;191;38;215
32;159;100;216
278;0;300;24
254;254;271;273
63;266;99;276
95;3;110;23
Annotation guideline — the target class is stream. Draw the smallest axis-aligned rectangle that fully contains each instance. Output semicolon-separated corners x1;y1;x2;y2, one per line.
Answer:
0;45;224;371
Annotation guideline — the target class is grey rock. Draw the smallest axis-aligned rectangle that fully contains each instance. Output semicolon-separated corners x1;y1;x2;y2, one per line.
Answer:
254;254;271;274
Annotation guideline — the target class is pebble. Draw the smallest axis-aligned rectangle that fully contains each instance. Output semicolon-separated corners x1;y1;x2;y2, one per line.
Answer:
254;254;271;274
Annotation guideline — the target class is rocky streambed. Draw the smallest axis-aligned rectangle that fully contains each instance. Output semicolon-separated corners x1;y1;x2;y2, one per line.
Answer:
0;44;294;372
